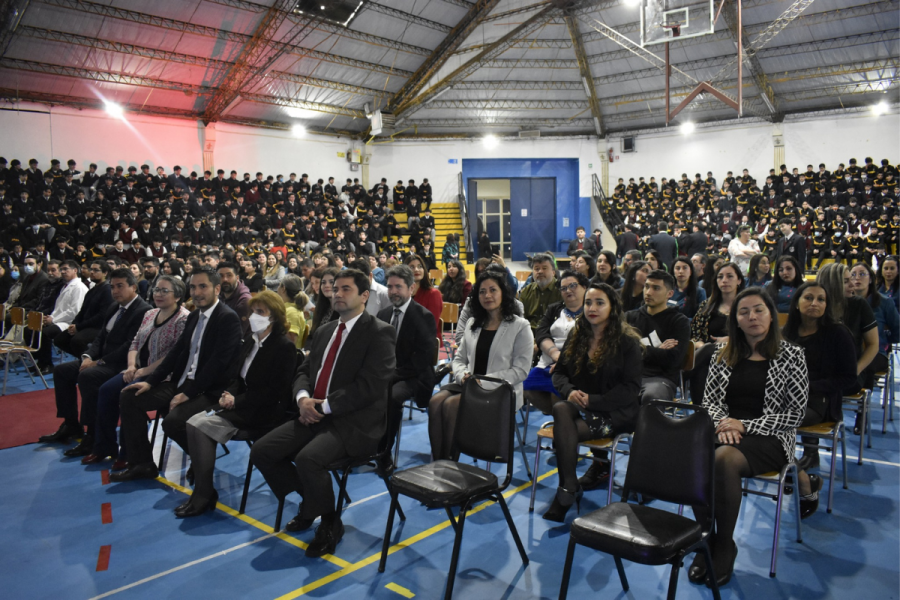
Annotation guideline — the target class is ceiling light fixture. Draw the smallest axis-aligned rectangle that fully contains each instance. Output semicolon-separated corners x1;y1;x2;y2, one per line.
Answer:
104;101;124;119
872;101;888;116
482;134;499;149
680;121;695;135
292;124;306;137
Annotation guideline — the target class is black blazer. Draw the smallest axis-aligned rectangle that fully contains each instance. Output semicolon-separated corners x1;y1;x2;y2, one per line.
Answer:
85;297;152;372
73;281;114;331
775;234;806;270
567;237;598;257
16;271;49;311
145;301;243;399
377;300;435;407
293;311;396;456
219;332;297;431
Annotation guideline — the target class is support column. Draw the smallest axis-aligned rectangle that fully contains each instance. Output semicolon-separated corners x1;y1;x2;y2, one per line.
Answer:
201;122;217;174
773;124;785;170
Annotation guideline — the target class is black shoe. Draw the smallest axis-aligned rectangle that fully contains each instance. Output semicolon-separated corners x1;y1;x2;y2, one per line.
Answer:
797;452;820;472
285;505;315;533
63;435;94;457
305;518;344;558
707;541;738;588
174;491;219;518
541;485;583;523
109;462;159;482
375;454;394;478
38;422;82;443
688;548;710;584
800;474;824;519
186;466;195;486
853;413;864;436
578;460;610;491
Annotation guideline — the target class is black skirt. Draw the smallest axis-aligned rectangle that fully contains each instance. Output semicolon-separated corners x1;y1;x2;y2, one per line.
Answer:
722;434;787;476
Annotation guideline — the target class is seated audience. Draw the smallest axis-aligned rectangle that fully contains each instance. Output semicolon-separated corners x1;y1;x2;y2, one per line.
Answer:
876;255;899;312
33;260;87;372
405;253;442;338
524;270;588;415
570;250;596;280
249;269;395;557
217;261;251;339
671;256;706;319
691;287;808;588
277;274;309;349
264;253;286;291
543;282;642;522
180;291;296;517
644;249;665;273
620;260;650;312
591;250;622;289
88;275;189;465
52;260;114;358
38;268;151;454
437;259;471;306
726;226;759;275
309;267;339;338
765;256;804;313
519;253;561;333
429;270;533;460
746;254;772;288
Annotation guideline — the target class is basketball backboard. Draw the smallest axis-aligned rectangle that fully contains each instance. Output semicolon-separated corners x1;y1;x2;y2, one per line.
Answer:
640;0;715;47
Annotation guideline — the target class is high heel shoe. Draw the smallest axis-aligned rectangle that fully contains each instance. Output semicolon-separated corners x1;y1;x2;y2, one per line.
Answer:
800;474;823;519
541;486;583;523
707;541;738;588
174;491;218;518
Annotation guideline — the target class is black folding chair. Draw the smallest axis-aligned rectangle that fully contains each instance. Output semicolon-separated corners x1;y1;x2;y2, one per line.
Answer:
378;376;528;599
559;401;720;600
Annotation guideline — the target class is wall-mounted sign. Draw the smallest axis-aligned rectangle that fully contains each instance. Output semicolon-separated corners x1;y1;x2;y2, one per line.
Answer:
448;159;459;164
337;152;345;158
521;209;528;217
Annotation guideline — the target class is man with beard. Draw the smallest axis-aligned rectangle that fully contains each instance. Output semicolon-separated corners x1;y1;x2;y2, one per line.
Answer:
217;261;251;339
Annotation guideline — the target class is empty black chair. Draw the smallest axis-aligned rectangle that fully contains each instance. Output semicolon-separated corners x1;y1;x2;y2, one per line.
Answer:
378;376;528;599
559;401;720;600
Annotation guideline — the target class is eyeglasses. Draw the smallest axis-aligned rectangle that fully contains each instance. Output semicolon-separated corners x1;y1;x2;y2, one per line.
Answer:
150;287;175;295
849;272;869;279
560;283;582;293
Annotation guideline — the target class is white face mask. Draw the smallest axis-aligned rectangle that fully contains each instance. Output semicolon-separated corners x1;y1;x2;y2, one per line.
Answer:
248;313;271;334
23;264;35;275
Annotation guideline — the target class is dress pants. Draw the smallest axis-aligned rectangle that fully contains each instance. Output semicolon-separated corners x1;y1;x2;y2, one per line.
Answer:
54;327;99;358
119;381;216;466
384;379;418;457
52;360;118;434
94;373;144;459
33;323;62;367
250;418;352;520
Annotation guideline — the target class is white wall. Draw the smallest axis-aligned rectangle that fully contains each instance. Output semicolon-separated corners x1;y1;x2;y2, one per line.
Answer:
604;110;900;186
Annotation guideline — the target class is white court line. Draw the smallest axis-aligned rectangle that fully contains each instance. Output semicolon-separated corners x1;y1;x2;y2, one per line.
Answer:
820;449;900;468
88;533;276;599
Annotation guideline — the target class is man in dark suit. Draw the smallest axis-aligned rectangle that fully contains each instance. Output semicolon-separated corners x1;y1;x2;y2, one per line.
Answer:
682;223;709;258
774;218;807;269
39;268;151;453
250;269;395;558
376;264;436;471
12;254;49;312
111;266;243;482
649;220;678;270
566;226;598;257
53;260;114;358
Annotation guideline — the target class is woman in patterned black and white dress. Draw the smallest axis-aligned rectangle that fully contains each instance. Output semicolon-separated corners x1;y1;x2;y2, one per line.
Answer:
690;287;809;589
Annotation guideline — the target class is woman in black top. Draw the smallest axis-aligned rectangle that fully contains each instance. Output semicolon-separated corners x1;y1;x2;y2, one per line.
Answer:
591;250;622;289
620;260;650;312
543;283;642;522
782;282;858;474
309;267;340;338
571;250;596;280
692;288;808;588
179;291;296;517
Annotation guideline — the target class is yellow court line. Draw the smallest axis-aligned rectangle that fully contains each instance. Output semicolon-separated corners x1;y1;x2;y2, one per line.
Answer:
385;582;416;598
272;468;561;600
155;476;352;569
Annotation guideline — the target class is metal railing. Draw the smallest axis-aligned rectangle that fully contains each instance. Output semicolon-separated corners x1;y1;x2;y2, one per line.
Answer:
458;171;472;262
592;173;624;232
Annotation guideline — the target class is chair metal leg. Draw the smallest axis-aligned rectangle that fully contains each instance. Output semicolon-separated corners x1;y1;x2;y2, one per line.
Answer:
445;507;458;533
558;538;577;600
378;495;399;573
393;413;402;467
26;353;48;389
274;498;285;532
521;404;530;449
703;542;722;600
239;455;253;514
866;390;873;449
497;494;528;566
770;464;791;578
335;468;352;521
666;559;681;600
529;440;542;511
2;349;10;396
613;556;629;592
444;508;469;600
840;423;848;490
514;422;532;481
828;426;839;513
331;470;351;506
149;414;160;448
157;433;168;472
793;469;803;544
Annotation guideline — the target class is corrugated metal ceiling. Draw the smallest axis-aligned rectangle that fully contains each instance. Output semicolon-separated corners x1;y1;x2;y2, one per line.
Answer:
0;0;896;139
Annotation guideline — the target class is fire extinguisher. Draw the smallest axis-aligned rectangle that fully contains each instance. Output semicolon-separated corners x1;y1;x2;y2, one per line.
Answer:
608;147;614;162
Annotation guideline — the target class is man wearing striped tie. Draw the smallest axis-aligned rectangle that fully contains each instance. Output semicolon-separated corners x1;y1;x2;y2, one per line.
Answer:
251;268;395;558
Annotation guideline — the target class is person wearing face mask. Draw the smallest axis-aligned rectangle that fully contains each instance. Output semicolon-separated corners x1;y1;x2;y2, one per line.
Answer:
177;291;296;517
9;254;49;313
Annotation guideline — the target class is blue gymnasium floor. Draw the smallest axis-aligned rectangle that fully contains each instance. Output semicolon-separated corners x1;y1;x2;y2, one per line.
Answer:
1;366;898;600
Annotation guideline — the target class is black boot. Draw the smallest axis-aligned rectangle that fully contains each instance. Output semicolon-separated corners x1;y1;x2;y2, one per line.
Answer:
578;460;610;491
541;485;583;523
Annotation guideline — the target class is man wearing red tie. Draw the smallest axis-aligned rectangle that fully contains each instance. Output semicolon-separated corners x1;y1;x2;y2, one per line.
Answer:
566;226;598;257
251;269;395;558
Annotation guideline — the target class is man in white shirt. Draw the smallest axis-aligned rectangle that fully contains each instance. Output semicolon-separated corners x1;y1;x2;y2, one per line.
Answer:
352;258;389;316
34;260;88;372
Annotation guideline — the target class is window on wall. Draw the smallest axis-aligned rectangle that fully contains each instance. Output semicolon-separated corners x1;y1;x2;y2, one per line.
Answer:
478;196;511;259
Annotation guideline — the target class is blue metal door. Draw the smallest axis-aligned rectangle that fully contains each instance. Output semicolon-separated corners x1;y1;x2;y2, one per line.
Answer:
510;178;556;261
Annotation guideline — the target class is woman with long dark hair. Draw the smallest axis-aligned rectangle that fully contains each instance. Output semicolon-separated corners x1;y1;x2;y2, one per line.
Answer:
765;256;803;313
428;271;533;460
700;255;725;300
746;253;772;288
690;262;746;404
671;256;706;319
406;253;443;337
571;250;596;279
620;260;650;312
850;261;897;385
876;255;900;312
690;287;808;588
437;259;472;305
592;250;622;289
542;283;642;522
645;249;666;272
782;281;857;476
309;267;339;337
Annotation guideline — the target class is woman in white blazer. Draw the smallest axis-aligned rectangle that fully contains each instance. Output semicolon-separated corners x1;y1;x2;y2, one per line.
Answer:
428;270;533;460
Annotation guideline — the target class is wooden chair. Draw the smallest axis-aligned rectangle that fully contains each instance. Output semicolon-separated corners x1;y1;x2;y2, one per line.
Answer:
429;268;443;285
795;420;848;514
0;310;50;395
515;270;531;282
440;302;459;356
777;312;788;328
